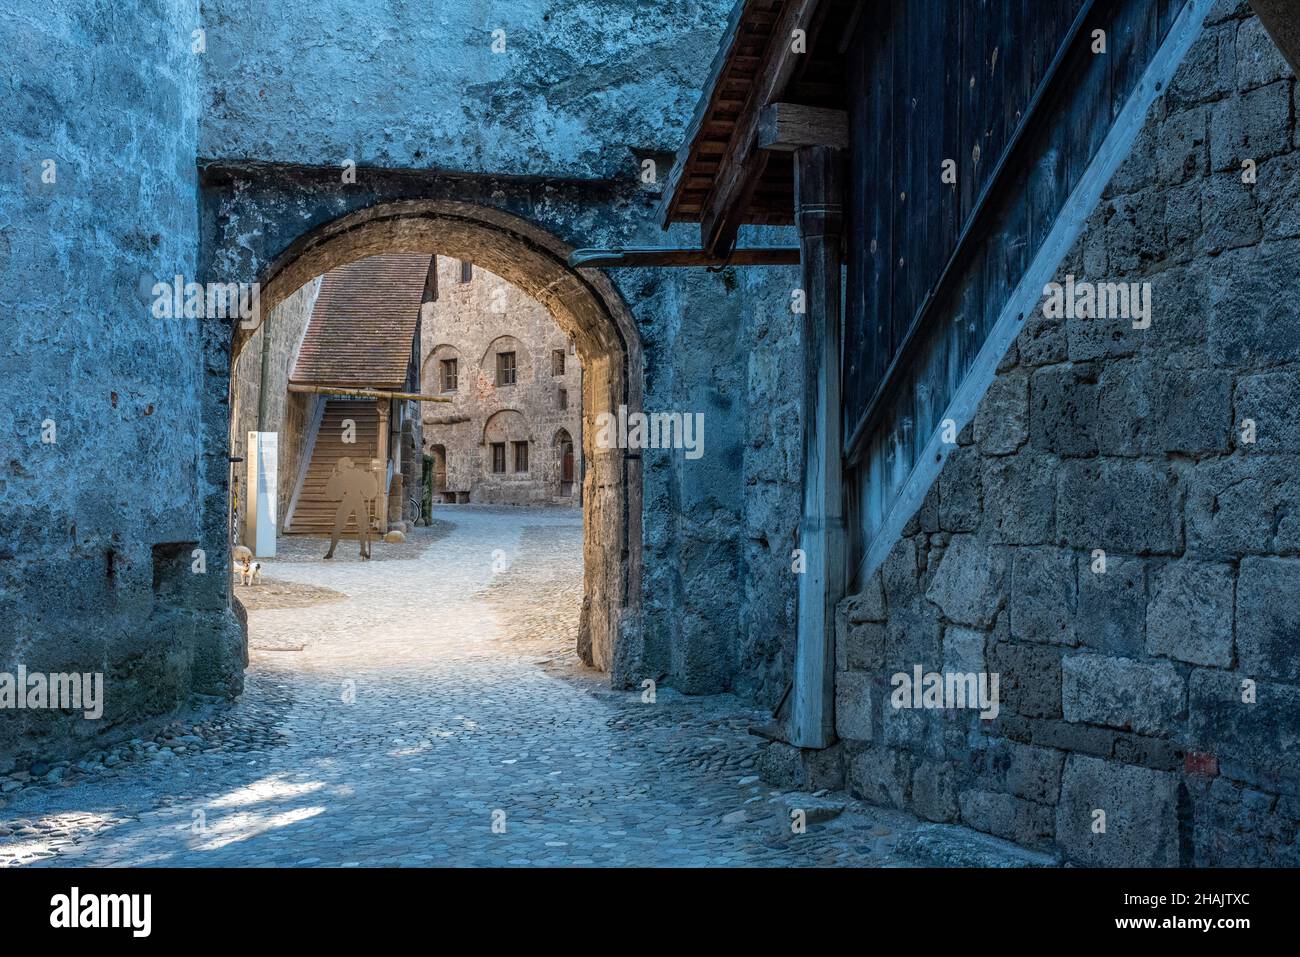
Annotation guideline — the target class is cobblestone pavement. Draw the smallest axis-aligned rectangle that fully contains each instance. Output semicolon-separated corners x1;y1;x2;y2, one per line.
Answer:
1;506;927;867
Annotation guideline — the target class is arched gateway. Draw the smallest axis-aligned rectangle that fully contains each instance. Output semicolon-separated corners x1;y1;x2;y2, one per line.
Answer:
200;193;644;678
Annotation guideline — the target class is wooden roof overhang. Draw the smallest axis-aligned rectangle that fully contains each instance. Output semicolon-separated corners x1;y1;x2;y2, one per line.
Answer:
657;0;858;257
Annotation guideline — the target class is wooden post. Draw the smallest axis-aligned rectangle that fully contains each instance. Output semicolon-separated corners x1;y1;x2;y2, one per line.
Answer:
375;398;390;536
789;145;845;749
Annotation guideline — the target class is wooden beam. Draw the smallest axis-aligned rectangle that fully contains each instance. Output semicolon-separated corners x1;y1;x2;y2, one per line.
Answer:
788;145;845;750
658;0;756;228
567;246;801;268
699;0;825;256
288;384;452;403
758;102;848;150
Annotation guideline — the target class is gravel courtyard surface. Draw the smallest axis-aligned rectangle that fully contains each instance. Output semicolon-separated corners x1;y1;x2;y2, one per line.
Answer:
0;506;925;867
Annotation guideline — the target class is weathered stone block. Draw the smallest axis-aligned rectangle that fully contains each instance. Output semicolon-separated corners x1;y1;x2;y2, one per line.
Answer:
757;741;846;791
1095;363;1232;456
845;573;886;622
974;369;1029;455
981;452;1057;546
1029;363;1098;456
938;445;982;532
1009;547;1078;646
959;789;1054;847
1191;666;1300;789
1007;741;1066;805
1236;557;1300;681
1026;716;1118;757
1061;654;1185;736
911;761;959;822
925;535;1008;628
1236;15;1292;91
1256;151;1300;240
988;641;1062;719
1146;560;1236;667
885;600;943;671
1186;456;1300;557
879;692;927;749
1209;96;1244;172
1056;458;1181;555
943;625;987;675
1207;241;1300;367
1018;311;1068;367
1112;732;1184;772
1200;170;1262;255
1105;188;1168;275
1241;80;1294;161
834;670;873;742
1105;115;1156;199
986;738;1067;804
838;619;885;672
1168;21;1237;109
881;534;919;612
847;748;912;809
1056;755;1180;866
1233;368;1300;451
1076;551;1146;657
1164;178;1202;254
1157;106;1208;186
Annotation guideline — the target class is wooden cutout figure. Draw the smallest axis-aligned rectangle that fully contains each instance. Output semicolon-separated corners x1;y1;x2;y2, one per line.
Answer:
323;457;379;559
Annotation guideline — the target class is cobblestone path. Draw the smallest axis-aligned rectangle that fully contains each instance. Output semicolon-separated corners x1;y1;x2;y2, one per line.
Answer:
1;507;923;867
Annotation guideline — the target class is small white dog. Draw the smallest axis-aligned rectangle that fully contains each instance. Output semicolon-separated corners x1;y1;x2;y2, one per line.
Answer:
238;555;262;586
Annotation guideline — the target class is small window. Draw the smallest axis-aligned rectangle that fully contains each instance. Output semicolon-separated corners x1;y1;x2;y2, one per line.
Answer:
513;441;529;473
491;442;506;473
568;340;576;355
440;358;458;393
558;388;568;410
496;350;517;386
552;349;566;376
459;260;473;283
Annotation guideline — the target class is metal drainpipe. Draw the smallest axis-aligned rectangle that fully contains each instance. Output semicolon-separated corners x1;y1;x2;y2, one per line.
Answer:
578;363;585;507
255;309;273;433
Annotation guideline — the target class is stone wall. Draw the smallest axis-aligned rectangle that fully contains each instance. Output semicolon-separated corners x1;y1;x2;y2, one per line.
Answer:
0;0;246;771
419;258;583;505
198;0;734;179
0;0;803;770
229;277;322;539
815;3;1300;866
193;0;797;698
737;261;803;710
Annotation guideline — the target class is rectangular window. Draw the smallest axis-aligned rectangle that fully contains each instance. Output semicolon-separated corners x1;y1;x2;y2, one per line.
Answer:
558;388;568;410
491;442;506;473
459;259;473;283
496;351;517;386
440;358;458;393
552;349;565;376
513;441;529;473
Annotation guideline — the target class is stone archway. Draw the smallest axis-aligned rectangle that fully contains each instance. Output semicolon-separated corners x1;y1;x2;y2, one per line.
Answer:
217;199;643;675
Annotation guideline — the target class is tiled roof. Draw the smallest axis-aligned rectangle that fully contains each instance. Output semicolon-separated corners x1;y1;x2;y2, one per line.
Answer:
290;253;434;390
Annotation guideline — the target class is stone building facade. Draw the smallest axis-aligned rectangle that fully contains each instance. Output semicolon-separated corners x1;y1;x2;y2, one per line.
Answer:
419;257;583;506
770;2;1300;868
228;278;322;544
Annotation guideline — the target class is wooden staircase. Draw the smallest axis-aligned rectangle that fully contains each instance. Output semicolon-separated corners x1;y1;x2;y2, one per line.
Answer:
286;399;380;536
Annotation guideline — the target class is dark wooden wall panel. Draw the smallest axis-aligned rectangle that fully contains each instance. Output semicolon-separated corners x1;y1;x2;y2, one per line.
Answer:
843;0;1194;573
843;0;1089;433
